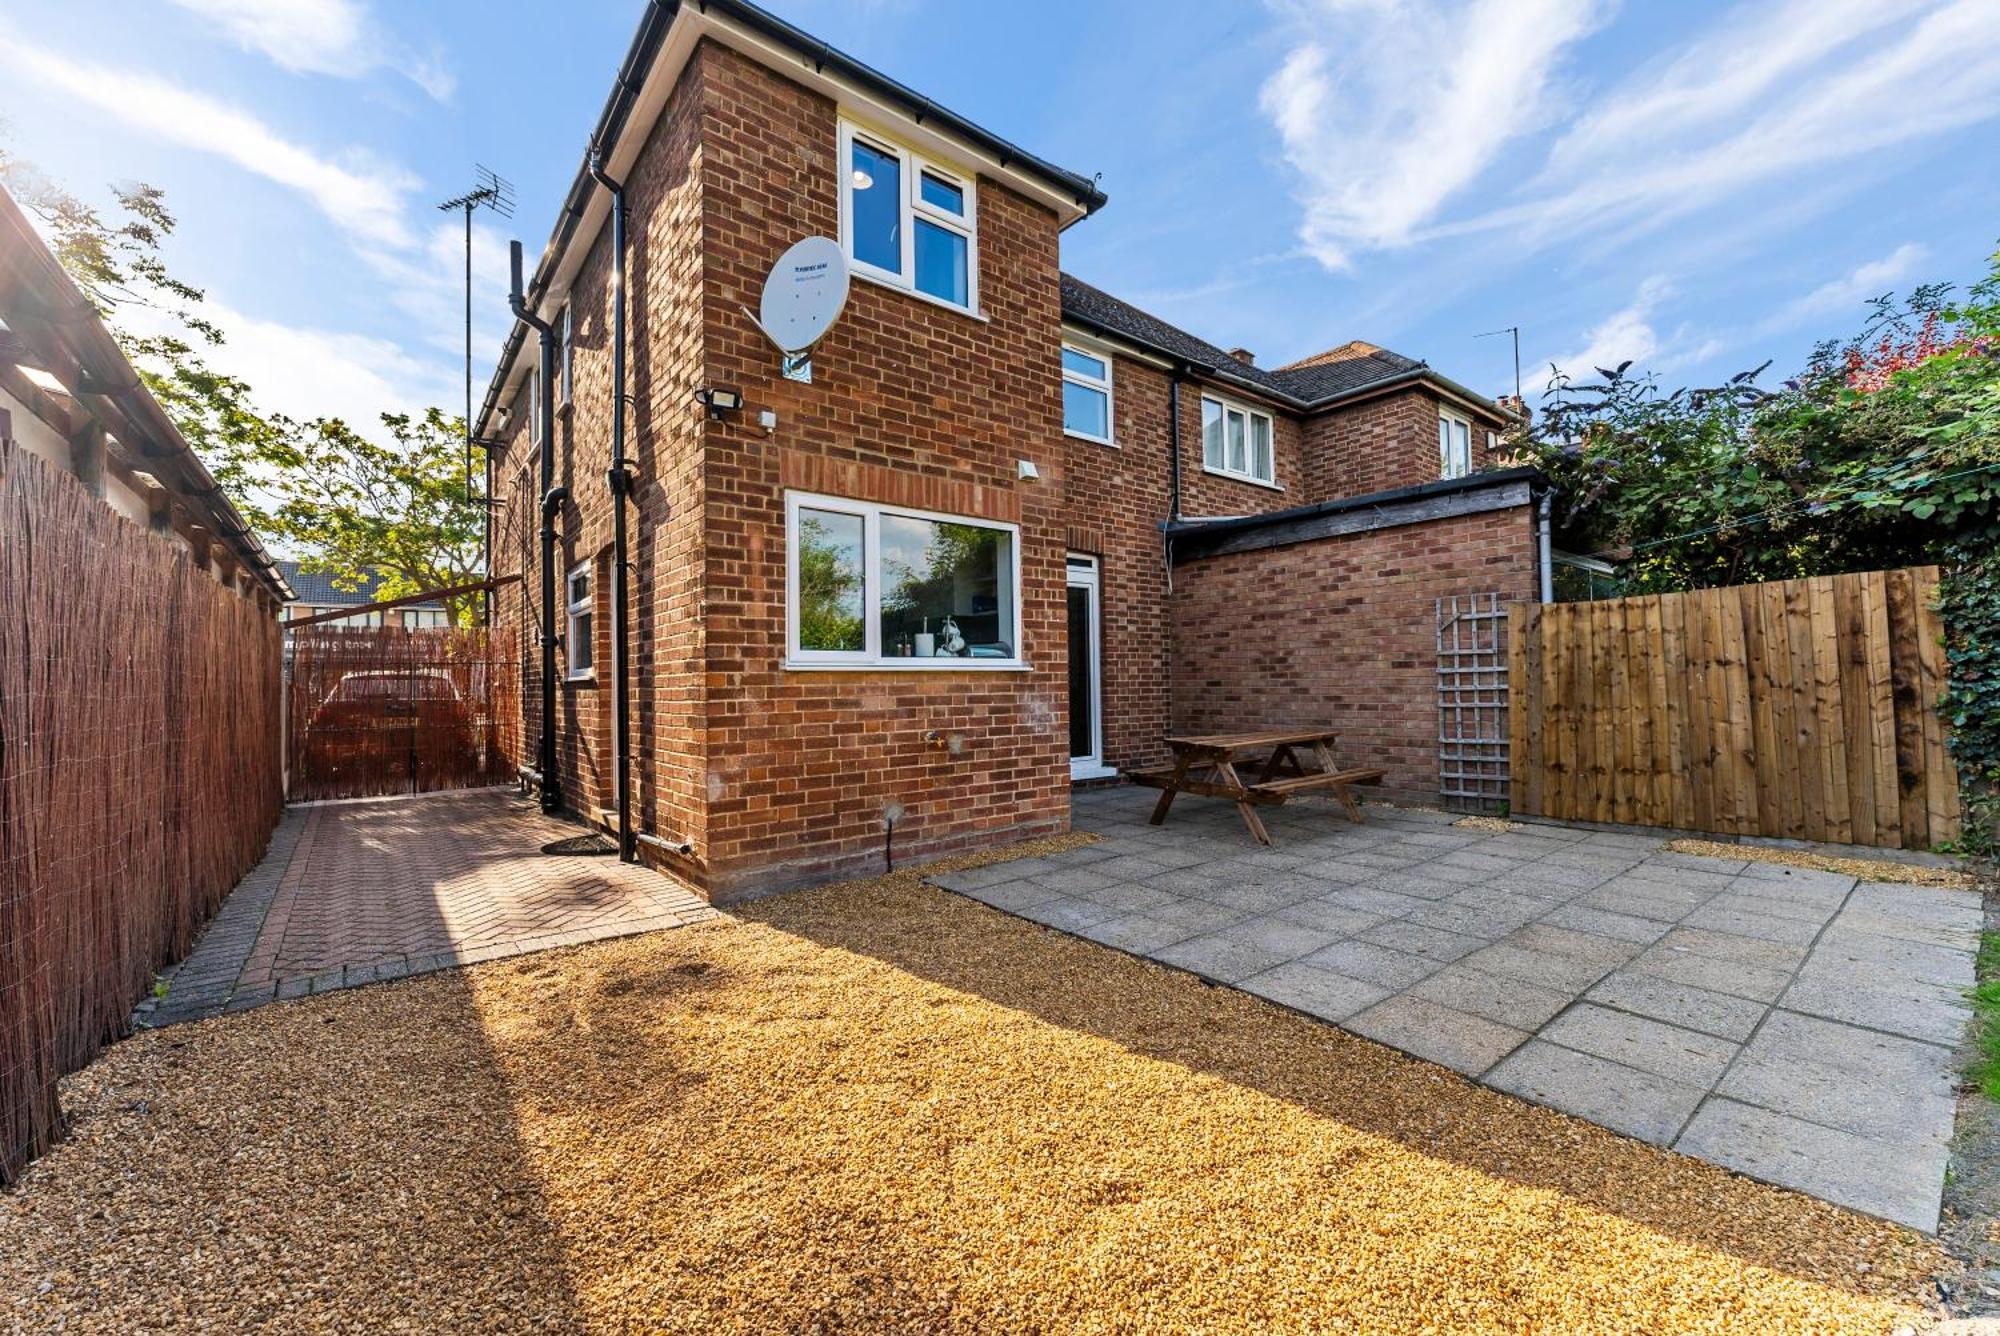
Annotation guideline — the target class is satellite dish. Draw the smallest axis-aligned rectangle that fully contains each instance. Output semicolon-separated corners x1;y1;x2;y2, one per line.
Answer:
757;236;849;355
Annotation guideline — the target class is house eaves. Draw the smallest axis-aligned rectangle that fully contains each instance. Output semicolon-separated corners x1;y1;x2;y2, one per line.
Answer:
474;0;1107;442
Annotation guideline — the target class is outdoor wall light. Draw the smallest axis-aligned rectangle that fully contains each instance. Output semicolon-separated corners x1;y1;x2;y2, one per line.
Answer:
695;386;744;419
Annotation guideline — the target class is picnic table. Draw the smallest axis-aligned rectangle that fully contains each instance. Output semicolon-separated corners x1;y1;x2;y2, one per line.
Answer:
1126;728;1385;845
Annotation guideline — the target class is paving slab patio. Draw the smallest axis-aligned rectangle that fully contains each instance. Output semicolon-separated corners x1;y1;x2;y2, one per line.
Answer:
929;785;1980;1232
136;789;717;1027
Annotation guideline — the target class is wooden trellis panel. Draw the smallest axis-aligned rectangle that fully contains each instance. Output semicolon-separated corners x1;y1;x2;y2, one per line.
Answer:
1508;567;1959;849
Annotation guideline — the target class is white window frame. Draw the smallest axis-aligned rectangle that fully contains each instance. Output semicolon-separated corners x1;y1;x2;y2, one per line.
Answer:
529;366;545;452
1061;339;1115;445
564;559;594;682
838;119;980;316
1199;393;1279;488
1439;408;1473;479
784;490;1025;672
557;305;573;411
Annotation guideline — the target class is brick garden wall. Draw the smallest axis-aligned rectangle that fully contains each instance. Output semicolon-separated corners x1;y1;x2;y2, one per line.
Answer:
1168;504;1539;804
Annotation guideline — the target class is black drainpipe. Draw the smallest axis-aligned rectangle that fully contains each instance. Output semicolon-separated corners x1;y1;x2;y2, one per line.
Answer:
1168;365;1187;524
587;147;636;863
510;240;563;814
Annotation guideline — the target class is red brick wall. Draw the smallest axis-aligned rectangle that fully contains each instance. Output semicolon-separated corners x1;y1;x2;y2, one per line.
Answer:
487;49;712;868
1300;387;1443;501
1168;505;1538;804
693;44;1070;896
1061;356;1313;773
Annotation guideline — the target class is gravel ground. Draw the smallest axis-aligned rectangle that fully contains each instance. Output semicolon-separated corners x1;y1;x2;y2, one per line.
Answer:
0;836;1945;1333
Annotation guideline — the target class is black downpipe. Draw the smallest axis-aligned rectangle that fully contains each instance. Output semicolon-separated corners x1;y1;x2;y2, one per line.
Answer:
1168;367;1186;523
587;149;636;863
511;240;563;814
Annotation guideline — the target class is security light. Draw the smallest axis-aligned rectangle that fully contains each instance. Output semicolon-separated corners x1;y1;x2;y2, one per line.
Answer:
696;386;744;418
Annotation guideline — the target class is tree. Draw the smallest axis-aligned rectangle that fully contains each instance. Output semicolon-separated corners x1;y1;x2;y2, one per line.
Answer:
266;409;489;624
2;150;487;620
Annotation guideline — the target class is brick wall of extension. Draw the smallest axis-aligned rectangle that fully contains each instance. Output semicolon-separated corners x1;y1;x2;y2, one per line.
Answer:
1169;504;1539;805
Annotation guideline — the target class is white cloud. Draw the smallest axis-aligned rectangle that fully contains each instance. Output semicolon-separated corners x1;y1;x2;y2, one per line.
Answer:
1764;242;1929;330
167;0;454;99
8;38;420;248
1258;0;2000;270
1546;277;1672;382
1258;0;1606;270
1433;0;2000;250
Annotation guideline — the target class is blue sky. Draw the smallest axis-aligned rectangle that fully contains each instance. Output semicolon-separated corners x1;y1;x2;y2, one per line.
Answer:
3;0;1997;437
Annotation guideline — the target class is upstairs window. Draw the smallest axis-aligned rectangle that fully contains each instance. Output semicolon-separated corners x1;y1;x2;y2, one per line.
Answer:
1061;342;1113;443
840;121;977;312
565;561;594;681
1439;409;1472;479
1200;394;1275;486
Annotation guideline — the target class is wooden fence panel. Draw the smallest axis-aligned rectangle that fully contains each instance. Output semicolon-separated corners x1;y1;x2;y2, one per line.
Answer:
0;438;281;1184
1509;567;1959;849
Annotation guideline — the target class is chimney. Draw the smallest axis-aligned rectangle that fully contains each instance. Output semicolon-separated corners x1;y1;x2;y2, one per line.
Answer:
1497;393;1531;428
1227;347;1256;366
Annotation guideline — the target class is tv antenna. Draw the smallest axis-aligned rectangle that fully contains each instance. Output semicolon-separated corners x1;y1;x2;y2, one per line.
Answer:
438;165;515;501
1475;324;1521;404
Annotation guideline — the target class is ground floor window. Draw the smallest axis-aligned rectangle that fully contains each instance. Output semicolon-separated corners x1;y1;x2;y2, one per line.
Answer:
786;491;1021;669
565;560;594;680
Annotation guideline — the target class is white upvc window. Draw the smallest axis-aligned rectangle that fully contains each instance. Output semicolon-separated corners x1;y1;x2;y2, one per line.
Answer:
557;305;573;410
1439;408;1473;479
564;560;594;681
529;367;545;451
785;491;1022;670
1061;340;1114;444
839;120;978;313
1200;393;1277;486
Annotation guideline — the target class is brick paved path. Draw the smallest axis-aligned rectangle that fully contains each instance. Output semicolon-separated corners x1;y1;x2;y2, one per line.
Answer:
138;789;716;1026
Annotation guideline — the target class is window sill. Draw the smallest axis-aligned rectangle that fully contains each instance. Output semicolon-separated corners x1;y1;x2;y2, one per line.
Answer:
851;267;989;323
783;658;1031;673
1064;428;1117;447
564;673;597;688
1201;465;1284;492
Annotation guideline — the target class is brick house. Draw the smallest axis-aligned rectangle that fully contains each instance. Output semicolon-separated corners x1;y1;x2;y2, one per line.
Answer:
475;0;1544;899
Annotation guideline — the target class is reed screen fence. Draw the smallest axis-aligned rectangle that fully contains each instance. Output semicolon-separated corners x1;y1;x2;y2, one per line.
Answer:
0;437;282;1184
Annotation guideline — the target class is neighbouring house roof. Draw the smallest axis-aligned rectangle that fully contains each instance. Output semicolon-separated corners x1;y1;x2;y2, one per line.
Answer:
0;186;291;602
1060;272;1509;421
275;561;442;610
473;0;1107;442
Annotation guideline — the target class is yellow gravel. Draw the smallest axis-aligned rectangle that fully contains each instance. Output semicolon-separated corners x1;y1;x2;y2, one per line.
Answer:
0;839;1943;1333
1667;838;1974;887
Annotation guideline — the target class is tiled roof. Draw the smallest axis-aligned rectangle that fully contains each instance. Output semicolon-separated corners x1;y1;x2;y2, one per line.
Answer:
275;560;442;609
1059;272;1435;409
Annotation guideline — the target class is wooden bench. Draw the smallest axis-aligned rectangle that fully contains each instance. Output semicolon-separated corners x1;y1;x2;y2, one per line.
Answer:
1250;767;1385;822
1127;729;1381;844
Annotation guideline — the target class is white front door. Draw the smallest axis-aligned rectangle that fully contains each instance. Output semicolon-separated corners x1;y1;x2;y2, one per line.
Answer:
1067;555;1108;780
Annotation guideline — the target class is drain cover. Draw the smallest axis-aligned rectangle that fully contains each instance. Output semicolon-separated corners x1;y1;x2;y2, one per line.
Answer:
541;833;620;857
